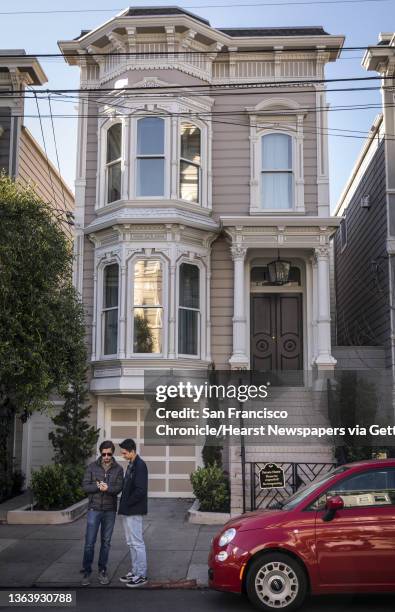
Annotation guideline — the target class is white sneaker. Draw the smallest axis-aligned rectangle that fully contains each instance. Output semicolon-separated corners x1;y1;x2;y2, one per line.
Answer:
126;576;148;588
119;572;135;583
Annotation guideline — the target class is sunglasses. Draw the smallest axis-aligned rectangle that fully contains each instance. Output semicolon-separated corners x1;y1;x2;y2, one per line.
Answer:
101;452;113;457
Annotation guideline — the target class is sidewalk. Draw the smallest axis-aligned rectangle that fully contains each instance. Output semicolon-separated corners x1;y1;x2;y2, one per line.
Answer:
0;498;221;588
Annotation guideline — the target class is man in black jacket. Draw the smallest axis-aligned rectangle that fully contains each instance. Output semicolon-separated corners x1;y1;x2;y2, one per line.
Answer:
80;441;124;586
118;438;148;587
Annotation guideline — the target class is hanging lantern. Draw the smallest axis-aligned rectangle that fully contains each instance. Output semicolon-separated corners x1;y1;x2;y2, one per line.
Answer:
267;250;291;285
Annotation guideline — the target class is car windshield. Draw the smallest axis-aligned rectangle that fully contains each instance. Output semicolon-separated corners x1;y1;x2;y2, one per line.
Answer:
280;466;349;510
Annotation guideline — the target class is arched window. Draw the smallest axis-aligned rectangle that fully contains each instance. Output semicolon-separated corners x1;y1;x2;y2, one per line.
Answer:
103;264;119;355
106;123;122;203
180;124;201;203
261;133;293;209
136;117;165;197
133;259;163;353
178;263;200;355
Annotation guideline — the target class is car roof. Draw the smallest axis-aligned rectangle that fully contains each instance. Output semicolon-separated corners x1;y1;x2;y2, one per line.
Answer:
342;459;395;470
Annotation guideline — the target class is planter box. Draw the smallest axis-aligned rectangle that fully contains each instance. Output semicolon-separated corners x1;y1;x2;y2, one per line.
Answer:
188;499;231;525
7;498;88;525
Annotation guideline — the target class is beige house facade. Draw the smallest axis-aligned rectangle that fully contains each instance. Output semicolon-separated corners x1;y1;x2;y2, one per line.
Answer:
59;7;344;510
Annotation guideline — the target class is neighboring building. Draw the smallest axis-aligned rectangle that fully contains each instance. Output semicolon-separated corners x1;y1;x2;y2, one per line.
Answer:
59;6;344;511
333;34;395;370
0;51;75;488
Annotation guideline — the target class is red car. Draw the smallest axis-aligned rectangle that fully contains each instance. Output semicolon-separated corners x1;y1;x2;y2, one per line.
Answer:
209;459;395;611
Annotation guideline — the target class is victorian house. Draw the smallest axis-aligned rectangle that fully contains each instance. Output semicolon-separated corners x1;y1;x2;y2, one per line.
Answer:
59;7;344;512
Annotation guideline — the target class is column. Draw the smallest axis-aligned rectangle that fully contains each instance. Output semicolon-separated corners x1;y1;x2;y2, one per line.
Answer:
314;246;336;369
229;245;249;369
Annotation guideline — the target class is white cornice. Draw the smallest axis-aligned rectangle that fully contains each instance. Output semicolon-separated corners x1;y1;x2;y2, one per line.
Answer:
84;206;220;234
220;215;341;228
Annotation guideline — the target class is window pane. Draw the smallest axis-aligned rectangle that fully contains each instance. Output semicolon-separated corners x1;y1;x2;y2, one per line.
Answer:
179;309;198;355
261;172;292;209
180;161;199;203
134;260;162;306
107;124;122;163
133;307;162;353
137;117;164;155
107;162;121;203
104;264;119;308
137;158;164;196
179;263;199;308
181;124;201;164
104;309;118;355
262;134;292;170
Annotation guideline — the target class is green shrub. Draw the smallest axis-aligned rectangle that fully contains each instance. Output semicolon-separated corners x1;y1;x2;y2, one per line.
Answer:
190;464;230;512
31;464;85;510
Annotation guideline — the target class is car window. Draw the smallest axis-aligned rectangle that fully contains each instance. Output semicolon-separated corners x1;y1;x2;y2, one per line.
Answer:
309;468;395;510
281;467;348;510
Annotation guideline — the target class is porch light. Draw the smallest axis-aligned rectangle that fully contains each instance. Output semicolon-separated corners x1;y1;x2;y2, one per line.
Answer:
267;250;291;285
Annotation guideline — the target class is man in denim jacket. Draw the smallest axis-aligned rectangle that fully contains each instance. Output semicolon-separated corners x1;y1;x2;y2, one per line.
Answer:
80;440;124;586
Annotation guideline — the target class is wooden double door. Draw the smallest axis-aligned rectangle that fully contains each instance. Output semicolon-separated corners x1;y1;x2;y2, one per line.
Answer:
251;293;303;371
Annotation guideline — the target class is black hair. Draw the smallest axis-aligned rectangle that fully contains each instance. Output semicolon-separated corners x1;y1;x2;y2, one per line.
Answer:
99;440;115;453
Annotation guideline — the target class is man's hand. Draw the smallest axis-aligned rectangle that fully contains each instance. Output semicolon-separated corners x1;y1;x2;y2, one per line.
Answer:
99;482;108;492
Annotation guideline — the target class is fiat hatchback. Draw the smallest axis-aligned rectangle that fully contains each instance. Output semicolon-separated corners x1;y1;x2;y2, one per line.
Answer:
209;459;395;611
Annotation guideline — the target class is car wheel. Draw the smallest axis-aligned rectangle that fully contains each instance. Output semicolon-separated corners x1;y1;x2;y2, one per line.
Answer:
246;552;307;611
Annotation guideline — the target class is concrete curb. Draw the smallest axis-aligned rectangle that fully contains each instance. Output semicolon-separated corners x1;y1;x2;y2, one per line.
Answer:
7;498;88;525
187;499;230;525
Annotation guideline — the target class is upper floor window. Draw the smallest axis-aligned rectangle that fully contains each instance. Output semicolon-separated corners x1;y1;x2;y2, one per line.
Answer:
136;117;165;197
103;263;119;355
106;124;122;203
180;124;201;203
178;263;200;356
261;133;293;210
133;259;163;353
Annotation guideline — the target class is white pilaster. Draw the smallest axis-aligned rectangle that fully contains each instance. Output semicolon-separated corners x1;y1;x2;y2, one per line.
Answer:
119;258;127;359
314;246;336;369
229;245;249;369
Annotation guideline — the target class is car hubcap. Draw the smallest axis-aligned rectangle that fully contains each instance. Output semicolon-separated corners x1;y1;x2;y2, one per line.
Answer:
255;561;299;608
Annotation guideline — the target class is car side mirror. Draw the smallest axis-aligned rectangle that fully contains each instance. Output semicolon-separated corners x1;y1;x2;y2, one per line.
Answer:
323;495;344;522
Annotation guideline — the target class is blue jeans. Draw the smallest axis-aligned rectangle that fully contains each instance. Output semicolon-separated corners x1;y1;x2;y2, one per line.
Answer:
82;510;116;574
122;515;147;577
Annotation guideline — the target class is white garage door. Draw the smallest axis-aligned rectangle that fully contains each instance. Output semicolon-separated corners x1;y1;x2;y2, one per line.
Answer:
103;397;199;497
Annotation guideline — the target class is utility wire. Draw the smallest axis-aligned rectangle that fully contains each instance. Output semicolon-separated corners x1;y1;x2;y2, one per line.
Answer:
0;0;389;15
47;94;72;224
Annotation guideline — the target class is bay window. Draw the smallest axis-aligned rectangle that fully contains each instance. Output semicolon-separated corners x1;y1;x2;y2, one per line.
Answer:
261;133;293;210
103;263;119;355
136;117;165;197
180;123;201;203
133;259;163;353
106;123;122;203
178;263;200;356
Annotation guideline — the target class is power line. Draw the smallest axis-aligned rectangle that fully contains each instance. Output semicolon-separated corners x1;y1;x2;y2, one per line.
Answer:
0;0;389;16
32;90;58;209
0;46;386;59
48;94;69;218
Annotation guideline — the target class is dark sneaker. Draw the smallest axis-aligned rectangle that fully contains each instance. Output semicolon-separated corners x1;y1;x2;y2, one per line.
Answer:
98;571;109;585
119;572;135;583
81;573;90;586
126;576;148;588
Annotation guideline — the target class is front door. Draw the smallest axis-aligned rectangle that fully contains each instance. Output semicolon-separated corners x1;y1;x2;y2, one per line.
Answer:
251;293;303;371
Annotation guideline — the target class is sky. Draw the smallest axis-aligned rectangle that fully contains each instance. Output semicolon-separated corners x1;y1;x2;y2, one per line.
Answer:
1;0;395;210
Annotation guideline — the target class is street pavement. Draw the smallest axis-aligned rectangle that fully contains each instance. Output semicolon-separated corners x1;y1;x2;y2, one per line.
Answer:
0;499;218;588
0;588;394;612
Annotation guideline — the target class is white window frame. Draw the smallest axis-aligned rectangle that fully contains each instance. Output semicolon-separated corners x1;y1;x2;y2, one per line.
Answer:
135;116;167;199
340;215;348;252
179;121;202;205
97;117;126;209
101;262;120;357
260;131;294;211
248;99;305;214
95;255;121;360
127;254;168;358
176;257;206;360
177;261;201;358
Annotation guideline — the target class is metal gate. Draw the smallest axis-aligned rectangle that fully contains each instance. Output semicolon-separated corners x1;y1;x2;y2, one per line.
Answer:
248;461;336;510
